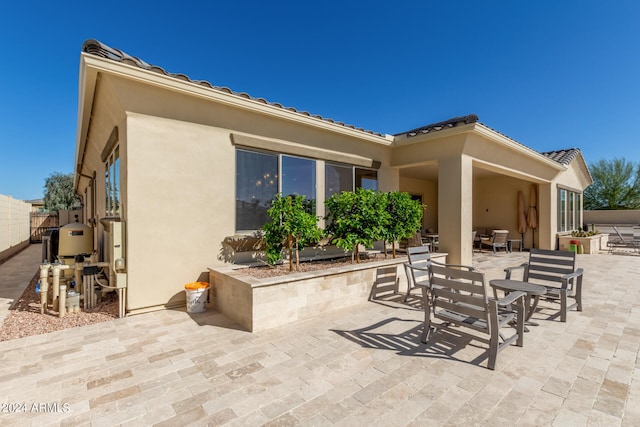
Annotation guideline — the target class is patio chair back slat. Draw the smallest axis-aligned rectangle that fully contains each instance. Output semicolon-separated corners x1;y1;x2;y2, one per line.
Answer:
435;297;487;321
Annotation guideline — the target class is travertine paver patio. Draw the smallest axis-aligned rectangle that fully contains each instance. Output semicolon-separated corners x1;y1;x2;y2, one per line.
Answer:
0;245;639;426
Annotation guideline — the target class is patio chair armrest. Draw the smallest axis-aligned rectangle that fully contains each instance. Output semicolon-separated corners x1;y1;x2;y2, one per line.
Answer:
504;263;528;279
432;259;475;271
495;290;526;307
561;268;584;283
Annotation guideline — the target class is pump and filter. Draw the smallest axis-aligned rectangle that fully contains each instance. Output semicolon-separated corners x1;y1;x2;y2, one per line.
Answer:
37;222;103;316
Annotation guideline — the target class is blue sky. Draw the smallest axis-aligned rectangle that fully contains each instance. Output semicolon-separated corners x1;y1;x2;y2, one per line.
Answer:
2;1;639;200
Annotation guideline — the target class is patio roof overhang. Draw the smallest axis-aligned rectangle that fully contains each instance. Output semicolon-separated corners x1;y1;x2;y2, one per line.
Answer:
390;121;566;184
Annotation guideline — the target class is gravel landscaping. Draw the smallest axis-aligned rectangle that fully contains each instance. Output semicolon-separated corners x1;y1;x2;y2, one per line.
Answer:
0;272;119;342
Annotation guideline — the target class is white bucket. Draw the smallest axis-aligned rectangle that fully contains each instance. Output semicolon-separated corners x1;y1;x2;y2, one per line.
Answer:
185;287;208;313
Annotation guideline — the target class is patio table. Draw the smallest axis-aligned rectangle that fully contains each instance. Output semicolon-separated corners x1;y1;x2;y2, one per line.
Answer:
508;239;523;252
489;279;547;328
422;234;439;251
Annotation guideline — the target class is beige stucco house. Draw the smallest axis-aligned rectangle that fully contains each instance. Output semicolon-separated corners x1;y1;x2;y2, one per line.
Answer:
74;39;592;315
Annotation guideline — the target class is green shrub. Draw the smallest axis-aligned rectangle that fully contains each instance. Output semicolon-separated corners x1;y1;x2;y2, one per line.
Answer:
324;188;388;263
381;192;425;258
262;194;323;271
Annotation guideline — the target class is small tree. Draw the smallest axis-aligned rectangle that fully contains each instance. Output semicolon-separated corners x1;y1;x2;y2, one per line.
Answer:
324;188;389;263
381;192;425;258
262;194;323;271
43;172;81;212
584;158;640;210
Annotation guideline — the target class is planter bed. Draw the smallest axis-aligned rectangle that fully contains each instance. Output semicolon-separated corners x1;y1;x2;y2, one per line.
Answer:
557;234;608;254
208;253;447;332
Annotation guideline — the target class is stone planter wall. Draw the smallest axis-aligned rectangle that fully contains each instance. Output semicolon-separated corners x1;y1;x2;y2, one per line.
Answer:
209;253;447;332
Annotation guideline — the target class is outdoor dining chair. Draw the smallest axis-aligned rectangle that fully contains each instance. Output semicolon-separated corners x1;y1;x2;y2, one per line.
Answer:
402;246;474;302
405;262;525;370
504;248;584;322
480;230;509;253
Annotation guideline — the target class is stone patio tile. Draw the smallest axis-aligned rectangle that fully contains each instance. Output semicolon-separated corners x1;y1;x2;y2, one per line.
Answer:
518;407;556;426
587;409;622;427
321;396;363;423
552;409;589;426
594;377;629;415
530;389;565;412
259;392;306;419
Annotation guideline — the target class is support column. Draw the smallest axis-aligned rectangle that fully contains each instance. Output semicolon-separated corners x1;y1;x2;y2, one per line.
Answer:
538;183;554;250
437;155;473;265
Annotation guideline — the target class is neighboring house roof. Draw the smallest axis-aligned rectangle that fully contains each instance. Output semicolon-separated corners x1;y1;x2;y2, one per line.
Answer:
25;198;44;205
81;39;384;137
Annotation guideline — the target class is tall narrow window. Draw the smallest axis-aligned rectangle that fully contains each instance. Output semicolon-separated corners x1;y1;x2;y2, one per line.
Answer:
558;189;566;232
568;192;575;231
236;149;278;231
557;188;583;232
575;193;582;229
105;146;120;217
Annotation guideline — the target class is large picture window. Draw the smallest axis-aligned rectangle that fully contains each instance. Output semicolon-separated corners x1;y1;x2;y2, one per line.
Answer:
235;150;317;231
236;149;278;231
236;148;378;231
558;187;582;232
105;146;120;217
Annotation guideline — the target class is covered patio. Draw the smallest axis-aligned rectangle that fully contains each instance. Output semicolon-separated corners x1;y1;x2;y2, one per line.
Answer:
393;115;591;266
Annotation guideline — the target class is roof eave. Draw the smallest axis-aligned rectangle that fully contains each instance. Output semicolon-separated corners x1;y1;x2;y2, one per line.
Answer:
393;122;566;171
74;54;99;192
79;53;394;146
474;123;566;171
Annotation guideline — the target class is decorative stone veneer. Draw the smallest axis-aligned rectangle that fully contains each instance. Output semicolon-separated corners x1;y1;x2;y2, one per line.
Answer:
208;254;447;332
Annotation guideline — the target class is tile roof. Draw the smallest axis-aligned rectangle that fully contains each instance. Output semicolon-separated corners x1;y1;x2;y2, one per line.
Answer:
81;39;385;137
399;114;479;137
398;115;587;169
539;148;581;165
80;40;586;173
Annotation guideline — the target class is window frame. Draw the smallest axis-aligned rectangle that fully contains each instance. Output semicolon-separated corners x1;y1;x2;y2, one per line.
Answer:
235;148;319;233
235;148;279;233
236;148;379;232
104;145;120;218
557;186;583;232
